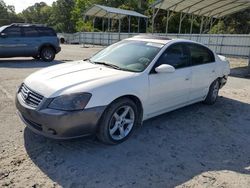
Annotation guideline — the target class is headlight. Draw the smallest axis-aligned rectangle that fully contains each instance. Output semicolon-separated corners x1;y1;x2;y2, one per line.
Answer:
48;93;92;111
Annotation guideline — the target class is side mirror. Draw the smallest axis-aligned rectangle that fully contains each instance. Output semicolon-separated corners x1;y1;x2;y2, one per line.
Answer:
155;64;175;73
0;33;7;38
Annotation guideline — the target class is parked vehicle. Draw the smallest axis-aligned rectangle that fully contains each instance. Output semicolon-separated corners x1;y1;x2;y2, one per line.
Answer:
0;23;61;61
16;35;230;144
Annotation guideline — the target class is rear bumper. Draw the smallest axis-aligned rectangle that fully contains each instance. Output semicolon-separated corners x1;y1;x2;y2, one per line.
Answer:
16;93;106;139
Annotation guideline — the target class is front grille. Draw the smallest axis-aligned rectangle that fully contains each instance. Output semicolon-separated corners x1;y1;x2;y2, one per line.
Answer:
19;84;44;107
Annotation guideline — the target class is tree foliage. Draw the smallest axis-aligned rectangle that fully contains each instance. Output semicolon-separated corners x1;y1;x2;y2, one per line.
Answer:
0;0;249;34
0;0;23;25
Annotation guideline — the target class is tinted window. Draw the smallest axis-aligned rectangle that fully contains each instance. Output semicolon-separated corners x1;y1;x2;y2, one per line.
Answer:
187;43;215;65
3;27;21;37
156;44;189;69
23;27;39;37
36;27;56;36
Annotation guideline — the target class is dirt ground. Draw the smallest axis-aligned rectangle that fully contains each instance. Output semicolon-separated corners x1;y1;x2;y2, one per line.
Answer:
0;45;250;188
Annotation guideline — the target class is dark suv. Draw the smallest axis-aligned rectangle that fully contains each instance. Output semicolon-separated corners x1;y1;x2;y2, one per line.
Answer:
0;23;61;61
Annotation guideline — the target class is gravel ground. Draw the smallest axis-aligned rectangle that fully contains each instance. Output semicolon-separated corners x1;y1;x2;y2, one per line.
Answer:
0;45;250;188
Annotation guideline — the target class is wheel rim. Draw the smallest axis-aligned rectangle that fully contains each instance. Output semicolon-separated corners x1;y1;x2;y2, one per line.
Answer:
43;49;53;60
212;81;219;100
109;105;135;141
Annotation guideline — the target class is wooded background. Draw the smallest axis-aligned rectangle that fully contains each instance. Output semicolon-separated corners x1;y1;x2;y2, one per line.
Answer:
0;0;250;34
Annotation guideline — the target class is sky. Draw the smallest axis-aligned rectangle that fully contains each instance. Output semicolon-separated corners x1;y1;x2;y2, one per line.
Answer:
4;0;56;13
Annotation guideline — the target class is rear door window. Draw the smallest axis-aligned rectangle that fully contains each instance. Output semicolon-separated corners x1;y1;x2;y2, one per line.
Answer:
186;43;215;66
3;27;22;37
23;27;39;37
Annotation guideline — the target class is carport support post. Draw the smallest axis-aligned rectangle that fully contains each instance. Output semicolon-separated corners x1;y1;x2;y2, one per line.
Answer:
146;18;149;33
200;16;204;34
138;18;140;33
128;16;131;33
92;17;96;31
152;8;155;33
102;18;105;32
166;9;170;34
108;14;110;45
190;14;194;34
210;17;213;31
248;49;250;76
108;15;110;32
178;12;183;34
118;18;121;41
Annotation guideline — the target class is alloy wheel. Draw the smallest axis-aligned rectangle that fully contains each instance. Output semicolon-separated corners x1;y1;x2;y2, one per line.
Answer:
109;105;135;141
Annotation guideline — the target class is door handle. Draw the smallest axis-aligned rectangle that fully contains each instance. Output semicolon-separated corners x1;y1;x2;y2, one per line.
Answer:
212;70;215;73
185;78;190;81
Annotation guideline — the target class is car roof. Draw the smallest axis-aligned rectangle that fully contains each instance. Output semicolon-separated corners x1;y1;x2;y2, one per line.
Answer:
126;35;205;46
10;23;47;27
126;35;172;44
1;23;49;30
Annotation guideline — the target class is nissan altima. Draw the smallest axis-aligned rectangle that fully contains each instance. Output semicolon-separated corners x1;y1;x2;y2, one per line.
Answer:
16;35;230;144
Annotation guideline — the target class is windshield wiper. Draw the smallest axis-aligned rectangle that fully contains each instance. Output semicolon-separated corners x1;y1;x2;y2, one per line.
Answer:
84;59;126;71
83;58;94;64
93;61;122;70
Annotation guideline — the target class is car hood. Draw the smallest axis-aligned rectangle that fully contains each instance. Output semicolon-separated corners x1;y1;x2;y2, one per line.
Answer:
24;61;135;98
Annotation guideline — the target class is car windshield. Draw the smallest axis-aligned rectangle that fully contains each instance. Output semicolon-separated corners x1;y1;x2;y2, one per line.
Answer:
90;40;163;72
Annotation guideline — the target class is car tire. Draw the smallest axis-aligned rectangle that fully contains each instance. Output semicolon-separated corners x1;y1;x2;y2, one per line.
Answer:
203;79;220;105
97;98;138;145
40;47;55;62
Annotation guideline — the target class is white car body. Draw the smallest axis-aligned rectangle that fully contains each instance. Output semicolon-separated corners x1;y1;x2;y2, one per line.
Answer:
16;36;230;141
24;38;230;120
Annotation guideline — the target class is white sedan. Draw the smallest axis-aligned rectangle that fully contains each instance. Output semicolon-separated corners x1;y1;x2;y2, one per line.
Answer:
16;35;230;144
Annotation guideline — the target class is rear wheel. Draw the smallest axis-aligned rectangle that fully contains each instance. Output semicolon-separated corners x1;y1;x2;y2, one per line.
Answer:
203;79;220;105
40;47;55;62
97;98;138;145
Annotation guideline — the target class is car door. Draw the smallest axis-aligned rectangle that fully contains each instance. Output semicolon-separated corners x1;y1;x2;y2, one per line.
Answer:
185;43;217;101
147;43;192;117
22;27;40;56
0;26;23;57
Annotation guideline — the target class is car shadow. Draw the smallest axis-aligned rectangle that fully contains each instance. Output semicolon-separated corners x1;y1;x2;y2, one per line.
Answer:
230;66;250;78
24;96;250;187
0;59;66;69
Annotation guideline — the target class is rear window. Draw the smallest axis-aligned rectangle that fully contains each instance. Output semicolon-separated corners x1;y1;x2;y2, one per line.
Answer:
187;43;215;65
36;27;56;36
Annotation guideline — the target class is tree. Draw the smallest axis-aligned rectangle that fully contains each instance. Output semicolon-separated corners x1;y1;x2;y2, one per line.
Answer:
22;2;52;24
50;0;76;33
210;9;250;34
71;0;93;31
0;0;23;26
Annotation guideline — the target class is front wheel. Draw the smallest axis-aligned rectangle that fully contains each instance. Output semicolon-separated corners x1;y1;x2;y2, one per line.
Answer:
203;79;220;105
97;98;138;145
40;47;55;62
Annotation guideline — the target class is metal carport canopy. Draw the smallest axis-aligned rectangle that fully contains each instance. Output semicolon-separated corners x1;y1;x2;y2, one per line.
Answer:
152;0;250;18
84;4;148;19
